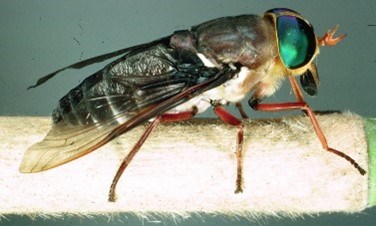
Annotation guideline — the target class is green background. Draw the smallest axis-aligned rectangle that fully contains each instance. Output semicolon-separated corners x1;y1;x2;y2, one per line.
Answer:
1;0;375;225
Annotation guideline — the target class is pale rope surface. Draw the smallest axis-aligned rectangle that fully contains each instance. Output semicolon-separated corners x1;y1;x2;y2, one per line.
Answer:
0;113;368;218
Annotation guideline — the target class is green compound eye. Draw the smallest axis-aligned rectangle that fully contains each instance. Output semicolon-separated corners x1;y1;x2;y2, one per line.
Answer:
276;16;316;69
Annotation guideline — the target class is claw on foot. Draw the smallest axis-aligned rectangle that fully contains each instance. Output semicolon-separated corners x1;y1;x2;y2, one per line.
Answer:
108;190;117;202
318;25;346;46
234;187;243;194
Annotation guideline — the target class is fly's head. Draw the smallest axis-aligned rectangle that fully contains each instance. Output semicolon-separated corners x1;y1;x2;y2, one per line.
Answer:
264;8;345;96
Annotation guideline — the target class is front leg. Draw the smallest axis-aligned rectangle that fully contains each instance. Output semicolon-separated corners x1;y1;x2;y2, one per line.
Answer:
248;76;366;175
213;104;244;193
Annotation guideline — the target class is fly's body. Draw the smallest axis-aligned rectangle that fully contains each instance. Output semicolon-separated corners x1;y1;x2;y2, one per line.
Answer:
52;14;277;125
20;8;366;202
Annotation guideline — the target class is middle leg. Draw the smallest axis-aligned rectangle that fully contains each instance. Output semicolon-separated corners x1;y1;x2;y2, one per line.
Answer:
213;105;244;193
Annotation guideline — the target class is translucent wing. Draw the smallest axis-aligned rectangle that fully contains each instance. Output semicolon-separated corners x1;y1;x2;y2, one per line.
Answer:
20;114;125;172
20;38;235;173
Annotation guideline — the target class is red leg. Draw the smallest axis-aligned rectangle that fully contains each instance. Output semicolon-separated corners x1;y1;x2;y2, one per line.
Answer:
109;109;197;202
251;76;366;175
213;105;244;193
159;107;197;122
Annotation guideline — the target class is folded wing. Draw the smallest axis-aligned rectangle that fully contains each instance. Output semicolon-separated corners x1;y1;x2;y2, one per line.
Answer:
20;37;235;172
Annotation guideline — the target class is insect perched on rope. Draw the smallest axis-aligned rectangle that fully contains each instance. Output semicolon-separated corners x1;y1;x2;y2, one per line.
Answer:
20;8;366;202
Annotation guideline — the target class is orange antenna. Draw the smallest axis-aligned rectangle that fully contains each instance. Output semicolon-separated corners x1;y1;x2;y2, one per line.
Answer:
318;25;346;46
